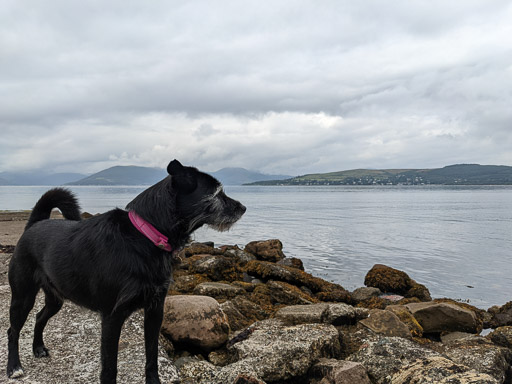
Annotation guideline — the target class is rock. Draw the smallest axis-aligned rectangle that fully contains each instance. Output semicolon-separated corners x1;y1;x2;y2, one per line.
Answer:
364;264;431;301
245;260;350;300
183;242;221;257
162;295;230;351
348;336;439;383
488;301;512;328
440;331;476;343
386;305;423;338
359;309;412;339
275;303;329;325
223;246;257;265
171;273;211;293
309;358;372;384
228;319;342;382
233;374;266;384
316;290;353;303
364;264;410;293
351;287;382;303
189;255;241;281
267;280;317;305
178;319;342;383
323;303;369;326
487;326;512;348
440;336;512;383
220;296;268;332
244;239;285;262
391;356;499;384
277;257;304;270
193;282;245;299
405;302;478;334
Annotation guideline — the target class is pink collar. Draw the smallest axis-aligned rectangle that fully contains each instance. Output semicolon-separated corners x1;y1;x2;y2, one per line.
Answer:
128;211;172;252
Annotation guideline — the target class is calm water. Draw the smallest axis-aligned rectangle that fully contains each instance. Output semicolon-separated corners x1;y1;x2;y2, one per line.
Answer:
1;185;511;308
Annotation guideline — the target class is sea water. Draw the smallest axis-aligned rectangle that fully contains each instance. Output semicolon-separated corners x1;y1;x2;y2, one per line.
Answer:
1;185;511;308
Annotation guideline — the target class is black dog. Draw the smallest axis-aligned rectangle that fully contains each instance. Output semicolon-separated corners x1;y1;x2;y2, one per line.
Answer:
7;160;246;383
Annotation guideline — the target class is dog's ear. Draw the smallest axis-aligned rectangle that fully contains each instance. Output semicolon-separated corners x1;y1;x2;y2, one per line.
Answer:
167;160;197;193
167;159;184;175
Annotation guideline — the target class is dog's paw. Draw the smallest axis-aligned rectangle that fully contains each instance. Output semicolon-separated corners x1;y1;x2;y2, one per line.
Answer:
33;346;50;358
7;367;24;379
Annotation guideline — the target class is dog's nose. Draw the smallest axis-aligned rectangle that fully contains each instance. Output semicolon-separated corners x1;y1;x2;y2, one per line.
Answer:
239;204;247;215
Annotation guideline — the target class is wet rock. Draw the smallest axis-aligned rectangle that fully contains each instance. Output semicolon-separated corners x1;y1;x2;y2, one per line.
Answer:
277;257;304;270
275;303;329;325
364;264;431;301
348;336;439;383
391;356;499;384
487;326;512;349
439;336;512;383
267;280;317;305
309;358;372;384
245;239;285;262
488;301;512;328
405;302;478;334
351;287;382;303
193;282;245;299
359;309;411;339
162;295;230;351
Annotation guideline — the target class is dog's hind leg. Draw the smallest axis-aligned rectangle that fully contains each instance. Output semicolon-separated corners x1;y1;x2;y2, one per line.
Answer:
33;289;63;358
6;280;39;378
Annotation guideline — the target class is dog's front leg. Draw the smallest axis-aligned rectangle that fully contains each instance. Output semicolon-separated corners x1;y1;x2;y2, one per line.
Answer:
100;313;126;384
144;296;165;384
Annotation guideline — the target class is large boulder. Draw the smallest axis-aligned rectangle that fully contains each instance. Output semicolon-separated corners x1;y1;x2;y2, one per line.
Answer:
391;356;499;384
189;255;241;281
244;239;285;262
178;319;342;383
364;264;431;301
405;302;479;334
162;295;230;351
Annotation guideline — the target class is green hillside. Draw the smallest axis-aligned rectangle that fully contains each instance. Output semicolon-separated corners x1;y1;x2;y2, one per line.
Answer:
248;164;512;186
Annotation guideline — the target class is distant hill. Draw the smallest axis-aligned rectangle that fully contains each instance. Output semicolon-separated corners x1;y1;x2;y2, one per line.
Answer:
0;171;87;186
67;166;290;186
68;166;167;185
248;164;512;186
209;167;291;185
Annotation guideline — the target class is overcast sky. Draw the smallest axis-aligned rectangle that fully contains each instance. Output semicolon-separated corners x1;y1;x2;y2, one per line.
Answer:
1;1;511;175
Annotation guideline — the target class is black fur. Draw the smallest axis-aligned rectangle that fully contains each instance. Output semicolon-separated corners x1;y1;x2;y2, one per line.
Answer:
6;160;245;383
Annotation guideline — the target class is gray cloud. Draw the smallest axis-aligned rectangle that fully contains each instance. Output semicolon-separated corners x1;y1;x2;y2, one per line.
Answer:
1;0;511;174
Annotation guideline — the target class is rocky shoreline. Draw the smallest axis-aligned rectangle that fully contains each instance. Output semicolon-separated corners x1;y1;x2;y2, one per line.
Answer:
1;213;511;383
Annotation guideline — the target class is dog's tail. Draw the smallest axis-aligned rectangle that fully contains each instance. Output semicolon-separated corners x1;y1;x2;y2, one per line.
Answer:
26;188;82;230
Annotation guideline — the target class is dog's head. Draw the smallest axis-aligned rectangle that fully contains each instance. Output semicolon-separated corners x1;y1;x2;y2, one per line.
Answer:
167;160;246;233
